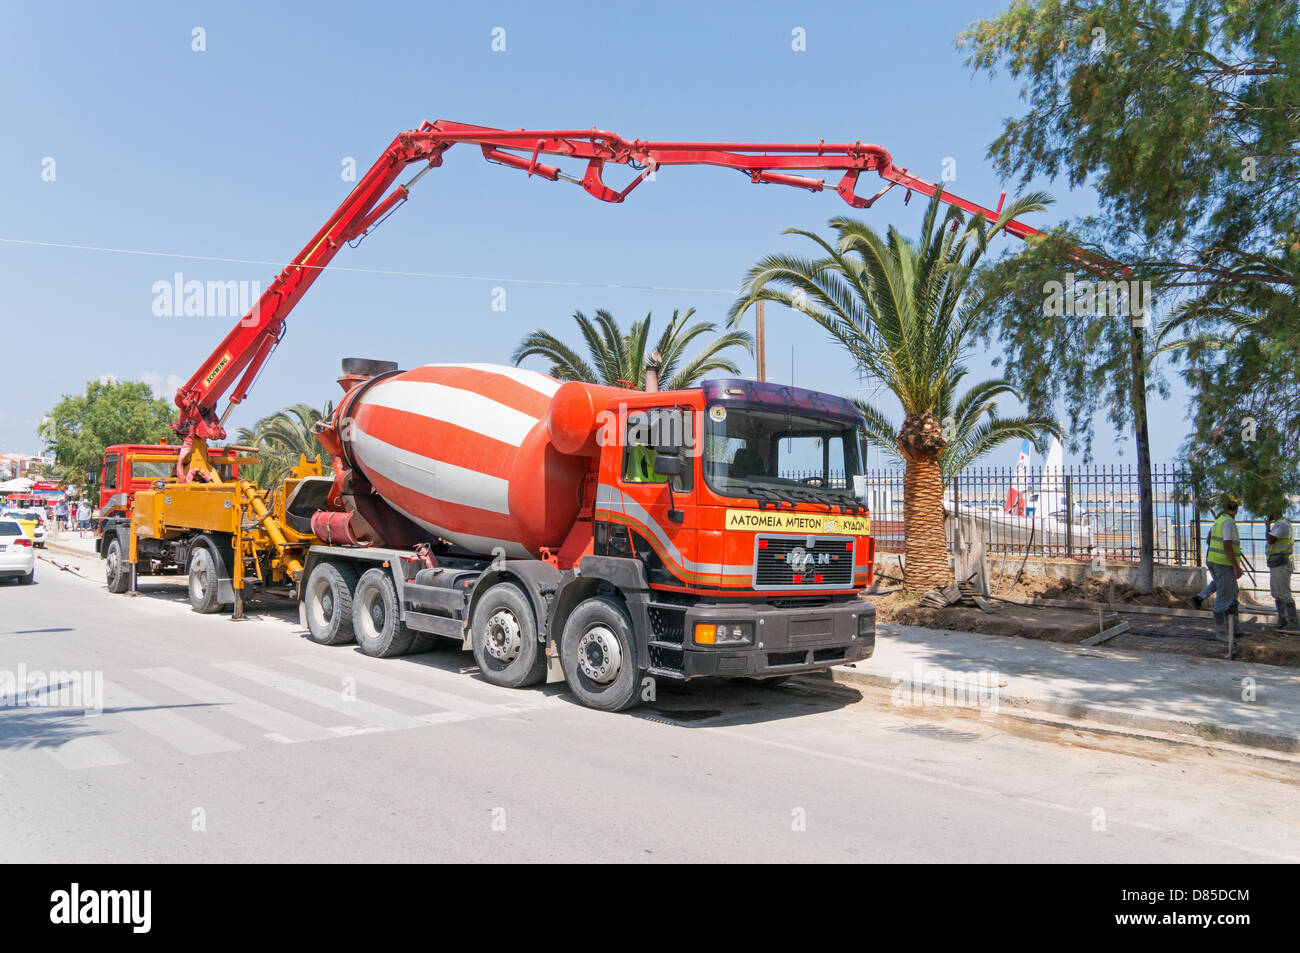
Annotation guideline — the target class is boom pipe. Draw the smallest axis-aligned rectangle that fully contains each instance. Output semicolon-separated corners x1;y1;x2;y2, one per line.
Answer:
173;118;1103;466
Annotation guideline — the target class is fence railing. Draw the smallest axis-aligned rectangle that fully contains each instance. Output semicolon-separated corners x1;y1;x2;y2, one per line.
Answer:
781;464;1296;573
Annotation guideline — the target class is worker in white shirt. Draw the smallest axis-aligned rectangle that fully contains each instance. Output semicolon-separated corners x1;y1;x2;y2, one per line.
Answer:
1265;508;1297;631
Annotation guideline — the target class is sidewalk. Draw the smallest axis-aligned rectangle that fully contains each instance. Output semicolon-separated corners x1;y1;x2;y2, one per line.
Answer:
43;530;99;558
832;623;1300;755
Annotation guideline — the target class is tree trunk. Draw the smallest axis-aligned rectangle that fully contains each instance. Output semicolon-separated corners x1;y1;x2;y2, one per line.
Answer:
1130;321;1155;593
903;455;951;591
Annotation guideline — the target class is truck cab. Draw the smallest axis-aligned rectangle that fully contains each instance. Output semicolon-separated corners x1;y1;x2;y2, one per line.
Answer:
587;378;875;682
95;443;244;549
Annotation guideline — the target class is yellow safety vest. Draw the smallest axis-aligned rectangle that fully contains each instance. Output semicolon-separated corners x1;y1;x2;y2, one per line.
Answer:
1267;521;1293;557
1207;514;1235;566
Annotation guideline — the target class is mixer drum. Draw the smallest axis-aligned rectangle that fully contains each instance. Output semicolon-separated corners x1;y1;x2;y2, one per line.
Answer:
342;363;615;558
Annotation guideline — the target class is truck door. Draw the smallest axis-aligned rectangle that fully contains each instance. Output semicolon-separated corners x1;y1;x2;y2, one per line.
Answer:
614;407;697;588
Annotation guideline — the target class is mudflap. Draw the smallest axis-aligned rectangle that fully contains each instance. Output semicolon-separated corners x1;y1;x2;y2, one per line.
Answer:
545;639;565;684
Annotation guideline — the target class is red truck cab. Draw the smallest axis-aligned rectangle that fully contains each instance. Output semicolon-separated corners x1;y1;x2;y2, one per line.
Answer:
96;443;244;540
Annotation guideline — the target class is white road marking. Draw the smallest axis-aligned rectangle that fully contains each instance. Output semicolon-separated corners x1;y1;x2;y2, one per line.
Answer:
103;681;243;756
47;735;132;770
285;654;536;717
212;660;427;732
135;667;338;744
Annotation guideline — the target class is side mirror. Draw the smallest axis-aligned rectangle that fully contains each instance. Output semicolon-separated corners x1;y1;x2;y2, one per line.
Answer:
653;454;682;477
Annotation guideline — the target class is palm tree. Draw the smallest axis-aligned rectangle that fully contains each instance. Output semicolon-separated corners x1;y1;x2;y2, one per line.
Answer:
856;367;1061;487
728;190;1050;591
236;402;332;487
512;308;753;391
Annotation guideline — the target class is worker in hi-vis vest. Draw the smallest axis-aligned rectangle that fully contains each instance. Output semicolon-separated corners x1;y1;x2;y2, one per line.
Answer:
1205;494;1243;643
1265;508;1298;631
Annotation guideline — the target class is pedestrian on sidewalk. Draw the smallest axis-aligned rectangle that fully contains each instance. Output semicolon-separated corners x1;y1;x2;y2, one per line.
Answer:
1206;495;1243;643
54;499;68;532
1265;508;1298;631
76;499;90;537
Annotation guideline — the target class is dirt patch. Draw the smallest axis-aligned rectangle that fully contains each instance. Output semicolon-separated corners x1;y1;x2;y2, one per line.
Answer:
997;572;1190;608
868;592;1111;643
867;589;1300;667
1235;629;1300;666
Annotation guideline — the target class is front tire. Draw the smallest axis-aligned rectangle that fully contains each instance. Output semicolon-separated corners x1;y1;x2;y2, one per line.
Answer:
188;545;222;614
105;536;130;594
352;568;413;658
303;561;358;645
560;596;644;712
471;582;546;688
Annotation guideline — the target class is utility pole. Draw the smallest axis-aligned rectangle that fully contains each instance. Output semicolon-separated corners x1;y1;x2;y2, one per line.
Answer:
755;300;766;381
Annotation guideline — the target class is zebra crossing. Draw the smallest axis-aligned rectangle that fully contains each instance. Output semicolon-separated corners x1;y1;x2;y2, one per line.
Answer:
4;654;564;770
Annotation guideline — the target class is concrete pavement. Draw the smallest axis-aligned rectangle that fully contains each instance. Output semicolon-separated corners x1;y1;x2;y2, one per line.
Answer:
832;623;1300;755
2;554;1299;862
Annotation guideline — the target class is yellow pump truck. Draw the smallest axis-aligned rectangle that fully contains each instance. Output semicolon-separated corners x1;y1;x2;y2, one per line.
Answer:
96;443;331;617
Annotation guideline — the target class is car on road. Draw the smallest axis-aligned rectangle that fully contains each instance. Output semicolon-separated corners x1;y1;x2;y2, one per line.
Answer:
0;518;35;584
2;508;46;547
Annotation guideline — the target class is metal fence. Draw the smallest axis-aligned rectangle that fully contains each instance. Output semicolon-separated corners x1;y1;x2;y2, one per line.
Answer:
783;463;1295;571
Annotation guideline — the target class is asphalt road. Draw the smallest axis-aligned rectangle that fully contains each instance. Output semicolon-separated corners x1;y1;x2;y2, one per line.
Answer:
2;553;1298;863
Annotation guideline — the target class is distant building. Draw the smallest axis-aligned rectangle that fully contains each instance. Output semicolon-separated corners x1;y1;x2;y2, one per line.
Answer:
0;453;47;481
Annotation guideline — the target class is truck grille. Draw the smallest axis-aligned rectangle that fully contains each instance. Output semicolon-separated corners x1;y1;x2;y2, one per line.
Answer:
753;534;855;590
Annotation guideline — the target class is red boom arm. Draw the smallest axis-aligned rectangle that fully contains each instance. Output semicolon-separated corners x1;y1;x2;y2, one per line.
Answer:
173;119;1055;475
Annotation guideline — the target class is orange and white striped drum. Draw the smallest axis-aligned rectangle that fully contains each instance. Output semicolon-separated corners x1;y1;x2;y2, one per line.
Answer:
341;363;616;559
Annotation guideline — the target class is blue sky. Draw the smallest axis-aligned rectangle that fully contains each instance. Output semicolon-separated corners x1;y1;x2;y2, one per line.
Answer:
0;0;1191;467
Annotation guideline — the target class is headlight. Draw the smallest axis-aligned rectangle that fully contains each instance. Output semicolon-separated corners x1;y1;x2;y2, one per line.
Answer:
694;622;753;645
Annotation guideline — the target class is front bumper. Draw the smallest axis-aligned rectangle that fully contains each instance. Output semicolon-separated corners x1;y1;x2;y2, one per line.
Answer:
679;598;875;678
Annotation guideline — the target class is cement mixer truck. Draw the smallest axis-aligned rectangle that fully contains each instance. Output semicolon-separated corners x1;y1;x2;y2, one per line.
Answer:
291;359;877;710
96;119;1055;710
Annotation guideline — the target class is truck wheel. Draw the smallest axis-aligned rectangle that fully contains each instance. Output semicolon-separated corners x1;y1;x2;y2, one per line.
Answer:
105;536;131;594
560;596;644;712
304;561;358;645
353;568;413;658
471;582;546;688
188;546;223;614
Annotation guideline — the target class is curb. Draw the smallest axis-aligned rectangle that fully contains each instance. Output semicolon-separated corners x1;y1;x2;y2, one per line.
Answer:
44;541;97;560
825;665;1300;756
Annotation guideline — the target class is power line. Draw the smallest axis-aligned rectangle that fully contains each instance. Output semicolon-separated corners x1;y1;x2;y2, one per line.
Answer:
0;236;742;296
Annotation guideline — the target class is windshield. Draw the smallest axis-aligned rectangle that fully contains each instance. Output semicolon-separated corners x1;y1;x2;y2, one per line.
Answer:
703;404;863;507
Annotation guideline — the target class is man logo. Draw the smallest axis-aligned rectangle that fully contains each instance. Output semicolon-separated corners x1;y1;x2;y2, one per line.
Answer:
785;548;830;571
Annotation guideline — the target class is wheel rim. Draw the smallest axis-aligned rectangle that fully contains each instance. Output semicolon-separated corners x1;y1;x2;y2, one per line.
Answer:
578;624;622;684
483;608;522;663
357;587;385;639
106;542;120;581
190;550;212;601
308;577;334;629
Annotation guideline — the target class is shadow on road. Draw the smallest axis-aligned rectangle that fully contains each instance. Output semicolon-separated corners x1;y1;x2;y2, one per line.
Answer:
0;696;221;753
386;640;863;726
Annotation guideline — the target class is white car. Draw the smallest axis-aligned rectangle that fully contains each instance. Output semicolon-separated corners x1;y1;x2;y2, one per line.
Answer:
2;508;46;547
0;518;35;584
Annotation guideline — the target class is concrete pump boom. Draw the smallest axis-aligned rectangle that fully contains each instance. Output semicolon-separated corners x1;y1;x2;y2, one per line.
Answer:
171;118;1054;481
